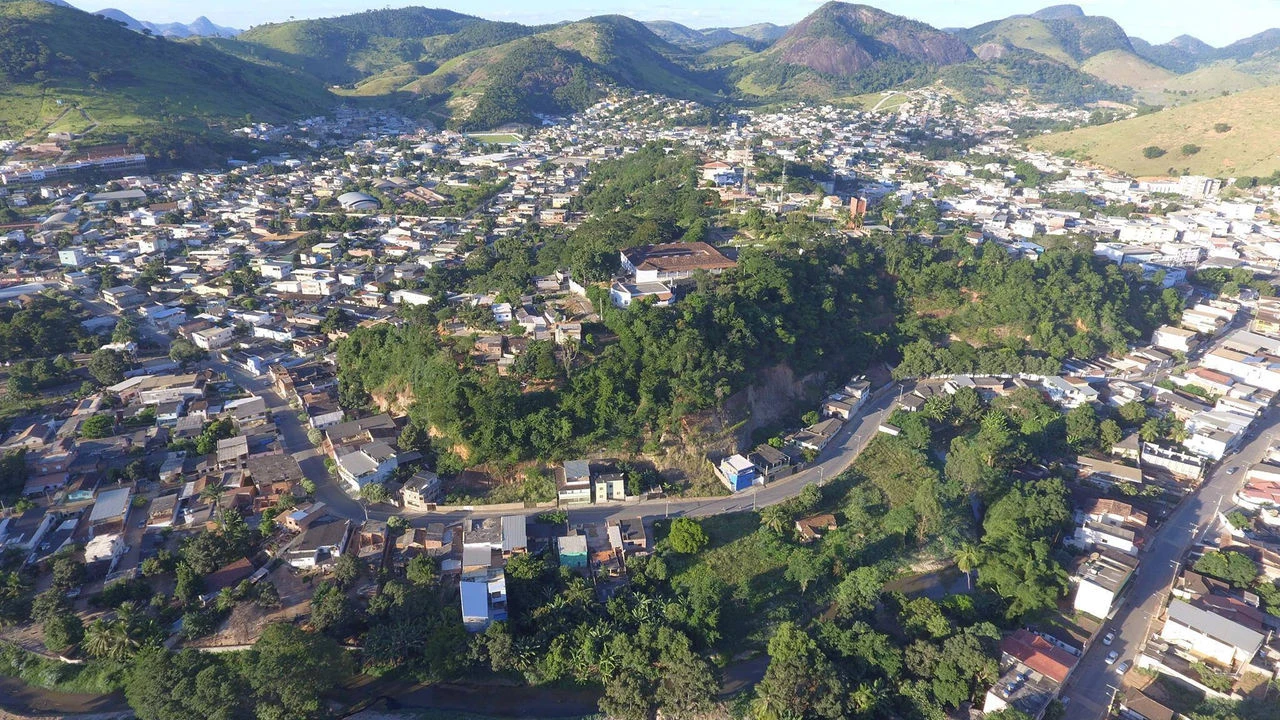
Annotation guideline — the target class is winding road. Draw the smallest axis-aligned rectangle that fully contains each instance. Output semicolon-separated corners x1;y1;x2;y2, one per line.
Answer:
212;361;908;530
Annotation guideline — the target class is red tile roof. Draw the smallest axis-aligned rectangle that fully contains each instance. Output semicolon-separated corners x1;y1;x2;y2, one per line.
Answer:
1001;629;1077;684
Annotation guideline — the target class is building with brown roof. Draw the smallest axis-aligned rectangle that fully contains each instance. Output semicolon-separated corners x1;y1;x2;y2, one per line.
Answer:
619;242;736;285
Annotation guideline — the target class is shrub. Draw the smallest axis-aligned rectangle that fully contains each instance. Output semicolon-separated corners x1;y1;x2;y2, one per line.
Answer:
1213;123;1231;133
1142;146;1167;159
667;517;709;554
1180;144;1200;155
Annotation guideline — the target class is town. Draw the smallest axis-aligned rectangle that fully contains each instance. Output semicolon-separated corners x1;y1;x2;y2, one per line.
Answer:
0;87;1279;720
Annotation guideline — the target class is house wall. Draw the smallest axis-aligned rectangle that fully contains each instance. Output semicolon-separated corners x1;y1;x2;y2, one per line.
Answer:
1160;621;1237;667
1073;579;1117;620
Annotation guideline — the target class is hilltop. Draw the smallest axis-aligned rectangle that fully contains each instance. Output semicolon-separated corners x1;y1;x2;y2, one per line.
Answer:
0;0;331;158
94;9;240;38
1030;84;1280;177
350;14;718;129
732;1;972;98
206;7;525;85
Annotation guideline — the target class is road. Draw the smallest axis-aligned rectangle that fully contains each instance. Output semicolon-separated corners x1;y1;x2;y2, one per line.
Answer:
211;359;907;531
1060;405;1279;720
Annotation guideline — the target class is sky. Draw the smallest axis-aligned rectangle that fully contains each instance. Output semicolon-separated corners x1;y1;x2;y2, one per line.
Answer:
65;0;1280;46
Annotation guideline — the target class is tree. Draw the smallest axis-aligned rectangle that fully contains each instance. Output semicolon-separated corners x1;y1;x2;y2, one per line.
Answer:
83;618;136;661
358;482;390;505
1099;419;1124;450
1192;551;1258;587
308;582;353;636
954;543;982;591
43;613;83;652
836;566;884;612
1065;404;1099;450
406;555;438;586
666;517;708;554
80;413;116;438
168;338;206;365
200;483;226;528
332;555;361;588
125;647;250;720
88;349;126;385
247;623;352;720
785;550;826;594
754;622;845;720
1142;146;1166;159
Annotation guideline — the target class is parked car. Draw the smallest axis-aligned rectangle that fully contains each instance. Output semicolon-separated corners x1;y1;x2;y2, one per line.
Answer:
1105;650;1119;664
1116;660;1132;675
1102;631;1115;646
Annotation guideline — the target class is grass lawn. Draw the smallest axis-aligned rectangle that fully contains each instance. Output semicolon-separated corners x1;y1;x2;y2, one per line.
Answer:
0;642;126;695
465;133;523;144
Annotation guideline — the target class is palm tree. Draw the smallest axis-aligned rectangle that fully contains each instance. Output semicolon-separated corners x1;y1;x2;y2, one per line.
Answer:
955;543;982;591
81;619;112;659
200;482;226;527
83;619;134;661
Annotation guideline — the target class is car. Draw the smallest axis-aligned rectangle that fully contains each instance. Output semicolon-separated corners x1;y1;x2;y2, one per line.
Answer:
1102;632;1115;646
1116;660;1132;675
1105;650;1119;665
1228;466;1239;475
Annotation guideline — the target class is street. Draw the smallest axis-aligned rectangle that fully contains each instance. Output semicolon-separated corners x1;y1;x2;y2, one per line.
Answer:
212;360;906;530
1060;406;1278;720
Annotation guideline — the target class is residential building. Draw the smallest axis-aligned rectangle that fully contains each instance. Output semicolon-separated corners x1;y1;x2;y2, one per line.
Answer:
1071;548;1137;621
718;454;757;492
557;459;593;505
402;470;442;509
1160;599;1265;669
284;519;351;569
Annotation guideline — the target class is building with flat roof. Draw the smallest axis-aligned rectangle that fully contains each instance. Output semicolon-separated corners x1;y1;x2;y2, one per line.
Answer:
88;486;131;532
1072;548;1138;620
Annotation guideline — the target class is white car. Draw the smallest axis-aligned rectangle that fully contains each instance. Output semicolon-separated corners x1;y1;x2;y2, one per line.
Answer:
1102;631;1115;646
1105;650;1119;665
1116;660;1132;675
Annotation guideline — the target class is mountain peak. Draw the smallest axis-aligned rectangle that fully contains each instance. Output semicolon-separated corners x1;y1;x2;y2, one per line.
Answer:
1031;5;1086;20
1168;34;1214;52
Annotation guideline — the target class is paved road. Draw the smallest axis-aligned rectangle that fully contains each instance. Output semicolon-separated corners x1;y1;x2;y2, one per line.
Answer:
212;359;907;530
1060;406;1279;720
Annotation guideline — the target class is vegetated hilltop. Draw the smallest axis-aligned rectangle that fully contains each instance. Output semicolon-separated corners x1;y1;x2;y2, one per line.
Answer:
200;6;527;85
731;1;973;98
350;15;720;130
1130;34;1216;73
0;0;331;157
1030;84;1280;177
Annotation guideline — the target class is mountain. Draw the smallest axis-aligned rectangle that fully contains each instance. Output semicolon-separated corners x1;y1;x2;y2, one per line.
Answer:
348;14;719;130
957;6;1133;67
1031;84;1280;177
95;9;239;38
703;22;788;44
1130;35;1215;73
0;0;330;156
217;7;525;85
732;2;972;97
1217;28;1280;61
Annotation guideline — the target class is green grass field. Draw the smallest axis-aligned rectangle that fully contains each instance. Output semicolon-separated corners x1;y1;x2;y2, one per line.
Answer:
465;132;523;143
1031;84;1280;177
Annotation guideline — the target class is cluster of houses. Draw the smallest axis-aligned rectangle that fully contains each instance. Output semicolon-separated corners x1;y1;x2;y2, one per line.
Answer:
710;375;872;493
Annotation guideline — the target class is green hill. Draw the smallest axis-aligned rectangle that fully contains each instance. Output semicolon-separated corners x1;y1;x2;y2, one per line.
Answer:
958;7;1133;67
0;0;331;158
209;7;530;85
349;15;719;130
938;47;1129;105
1030;85;1280;177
